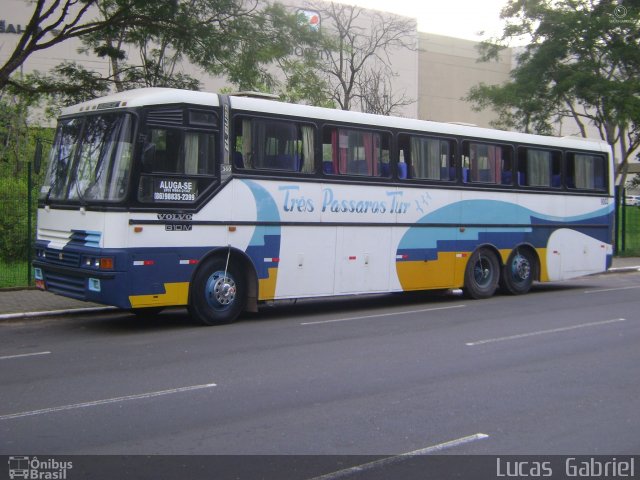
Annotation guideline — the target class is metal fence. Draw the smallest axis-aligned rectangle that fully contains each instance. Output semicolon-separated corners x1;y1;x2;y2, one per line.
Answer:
0;178;638;290
0;162;36;289
617;187;640;256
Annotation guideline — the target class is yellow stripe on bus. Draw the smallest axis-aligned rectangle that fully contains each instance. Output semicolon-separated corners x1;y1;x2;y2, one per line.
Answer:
396;252;463;291
129;282;190;308
258;267;279;301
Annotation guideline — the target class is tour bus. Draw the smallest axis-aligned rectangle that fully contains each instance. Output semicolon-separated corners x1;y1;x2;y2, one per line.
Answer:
33;88;614;325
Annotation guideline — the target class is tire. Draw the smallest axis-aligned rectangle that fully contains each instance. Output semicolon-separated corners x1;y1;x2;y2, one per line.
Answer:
464;248;500;299
501;248;534;295
188;256;246;325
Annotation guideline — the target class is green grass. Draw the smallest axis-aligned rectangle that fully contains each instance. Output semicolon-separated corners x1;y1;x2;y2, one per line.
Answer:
0;261;31;289
618;205;640;256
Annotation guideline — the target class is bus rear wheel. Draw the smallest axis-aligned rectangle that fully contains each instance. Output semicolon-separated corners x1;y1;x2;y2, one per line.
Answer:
189;256;246;326
464;248;500;299
501;248;534;295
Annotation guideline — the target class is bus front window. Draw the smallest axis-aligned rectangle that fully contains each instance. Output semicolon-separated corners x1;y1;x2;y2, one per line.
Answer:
42;112;135;203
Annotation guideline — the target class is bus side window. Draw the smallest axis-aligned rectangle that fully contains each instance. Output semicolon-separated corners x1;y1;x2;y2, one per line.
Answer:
566;152;606;191
398;134;456;181
145;128;181;173
138;108;217;204
462;141;512;184
232;117;315;173
323;127;390;177
517;147;561;188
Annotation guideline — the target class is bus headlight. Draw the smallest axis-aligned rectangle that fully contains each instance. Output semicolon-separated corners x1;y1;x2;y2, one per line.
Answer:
82;256;114;270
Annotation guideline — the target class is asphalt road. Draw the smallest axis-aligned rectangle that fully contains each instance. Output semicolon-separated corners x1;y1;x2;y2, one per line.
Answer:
1;272;639;476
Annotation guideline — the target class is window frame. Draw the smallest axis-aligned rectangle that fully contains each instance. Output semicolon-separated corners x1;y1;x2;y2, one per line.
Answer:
516;146;563;189
461;140;514;186
231;114;317;175
565;151;607;192
136;106;219;206
397;132;457;182
321;125;392;179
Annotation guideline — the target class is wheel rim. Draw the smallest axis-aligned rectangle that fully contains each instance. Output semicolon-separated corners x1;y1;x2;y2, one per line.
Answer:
205;270;236;310
473;256;494;287
510;253;531;283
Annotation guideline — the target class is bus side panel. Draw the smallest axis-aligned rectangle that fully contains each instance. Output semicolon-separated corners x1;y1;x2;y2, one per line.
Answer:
393;188;461;291
277;226;336;297
335;226;391;294
234;179;283;301
126;182;246;308
545;195;613;281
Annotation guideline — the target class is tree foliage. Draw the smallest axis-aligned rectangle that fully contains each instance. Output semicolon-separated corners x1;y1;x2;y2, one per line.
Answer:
466;0;640;184
1;0;172;91
305;1;416;113
2;0;324;108
2;0;416;115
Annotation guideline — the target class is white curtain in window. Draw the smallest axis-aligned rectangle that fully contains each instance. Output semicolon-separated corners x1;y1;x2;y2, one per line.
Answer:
410;137;424;178
410;137;439;179
184;133;199;174
575;154;594;189
301;126;315;173
427;139;440;179
527;149;550;186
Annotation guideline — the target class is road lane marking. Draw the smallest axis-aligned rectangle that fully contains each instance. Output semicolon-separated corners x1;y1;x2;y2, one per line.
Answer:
465;318;627;346
309;433;489;480
300;304;466;326
584;285;640;294
397;432;489;454
0;383;217;421
0;351;51;361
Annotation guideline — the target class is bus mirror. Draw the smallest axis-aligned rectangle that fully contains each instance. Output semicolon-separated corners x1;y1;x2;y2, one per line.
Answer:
142;143;156;171
33;139;43;174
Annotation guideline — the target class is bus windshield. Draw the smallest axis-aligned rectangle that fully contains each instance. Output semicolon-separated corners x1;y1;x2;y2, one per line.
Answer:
42;112;135;203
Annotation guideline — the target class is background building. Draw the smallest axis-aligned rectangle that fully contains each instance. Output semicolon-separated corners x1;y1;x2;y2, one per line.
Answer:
1;0;510;126
418;32;511;127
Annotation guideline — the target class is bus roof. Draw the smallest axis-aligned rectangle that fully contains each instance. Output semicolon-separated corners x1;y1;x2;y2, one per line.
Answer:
61;87;609;154
229;95;610;153
61;88;221;116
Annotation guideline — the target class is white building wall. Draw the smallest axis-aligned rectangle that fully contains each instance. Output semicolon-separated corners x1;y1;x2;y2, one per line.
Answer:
418;32;511;127
0;0;419;117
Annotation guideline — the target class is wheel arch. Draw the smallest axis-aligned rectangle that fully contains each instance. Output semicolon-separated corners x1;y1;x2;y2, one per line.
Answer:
471;243;503;266
190;247;259;313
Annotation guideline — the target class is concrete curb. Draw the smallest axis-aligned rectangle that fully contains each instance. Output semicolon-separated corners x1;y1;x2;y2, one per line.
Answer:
606;266;640;274
0;306;116;321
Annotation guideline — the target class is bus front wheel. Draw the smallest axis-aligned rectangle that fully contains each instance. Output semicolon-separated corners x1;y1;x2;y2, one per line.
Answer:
464;248;500;299
189;256;246;326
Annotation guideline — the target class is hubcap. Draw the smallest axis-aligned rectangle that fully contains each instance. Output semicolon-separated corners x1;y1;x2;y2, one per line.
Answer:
511;254;531;281
474;257;492;286
205;271;236;309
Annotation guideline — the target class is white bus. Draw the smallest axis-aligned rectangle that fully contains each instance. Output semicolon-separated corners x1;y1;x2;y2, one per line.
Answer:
33;88;614;325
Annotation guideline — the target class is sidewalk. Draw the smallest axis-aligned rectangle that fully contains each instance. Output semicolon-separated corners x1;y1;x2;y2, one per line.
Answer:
0;289;112;320
1;257;639;320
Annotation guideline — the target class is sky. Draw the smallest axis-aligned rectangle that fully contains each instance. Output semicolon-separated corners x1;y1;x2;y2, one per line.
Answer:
334;0;510;41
